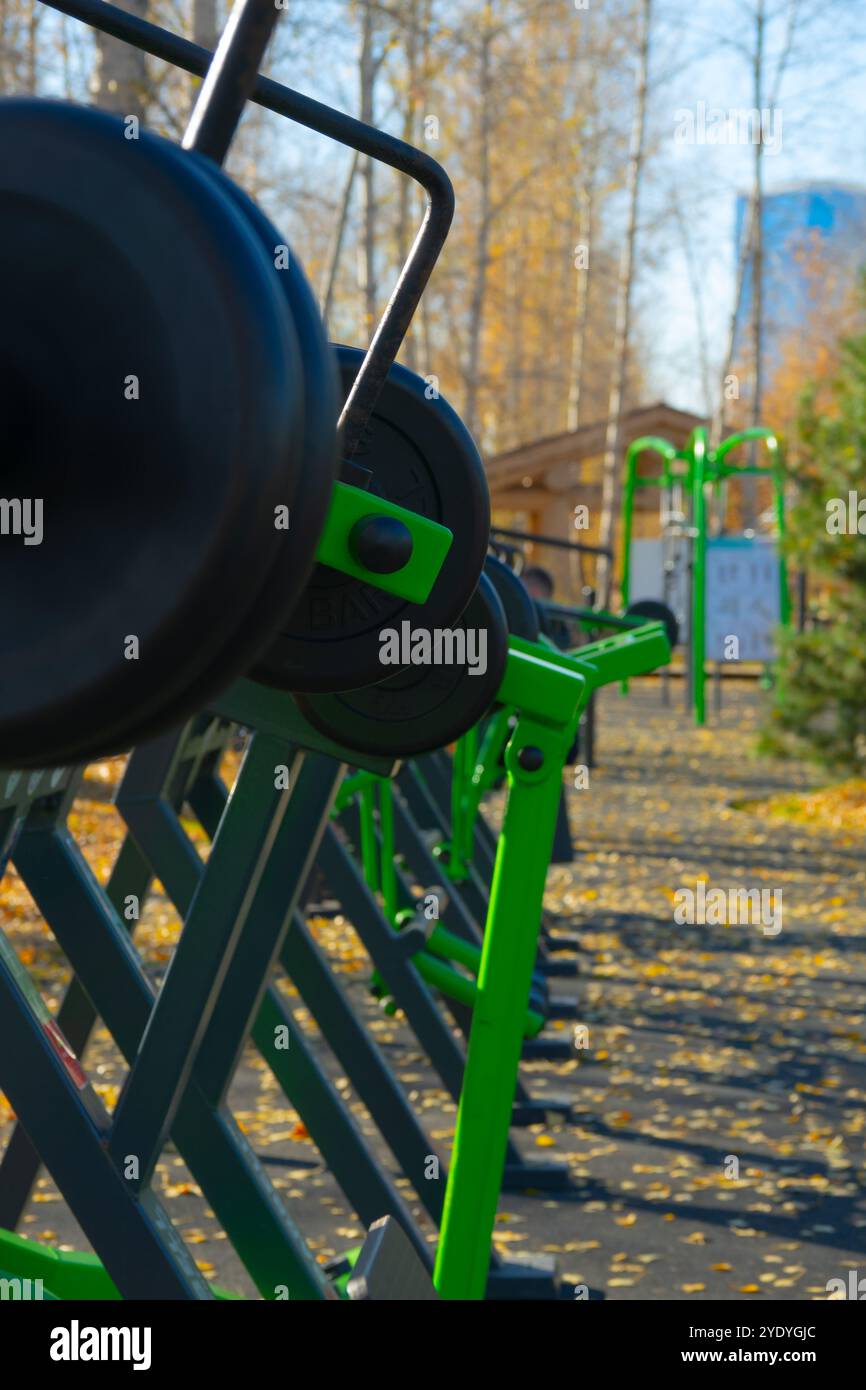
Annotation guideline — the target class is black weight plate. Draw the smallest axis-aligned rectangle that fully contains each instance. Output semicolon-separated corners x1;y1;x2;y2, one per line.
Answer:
255;345;491;693
624;598;679;650
484;553;540;641
0;99;305;769
297;572;509;757
119;153;340;734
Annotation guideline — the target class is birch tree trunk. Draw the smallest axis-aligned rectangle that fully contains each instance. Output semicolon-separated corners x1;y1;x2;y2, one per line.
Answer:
567;159;597;433
395;0;419;370
595;0;651;608
412;0;435;377
743;0;766;524
464;2;494;443
359;0;378;340
26;0;38;93
90;0;149;121
190;0;219;117
193;0;218;49
566;4;599;434
322;149;361;332
712;195;755;446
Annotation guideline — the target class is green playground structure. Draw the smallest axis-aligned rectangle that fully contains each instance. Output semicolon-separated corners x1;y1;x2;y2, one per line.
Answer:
621;425;790;725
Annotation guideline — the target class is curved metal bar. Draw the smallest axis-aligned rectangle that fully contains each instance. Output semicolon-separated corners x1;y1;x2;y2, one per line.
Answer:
712;426;778;475
710;427;789;629
488;526;612;559
619;435;682;610
690;427;709;724
43;0;456;457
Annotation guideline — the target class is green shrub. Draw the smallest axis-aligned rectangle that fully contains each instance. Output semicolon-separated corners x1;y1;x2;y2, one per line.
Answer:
762;301;866;772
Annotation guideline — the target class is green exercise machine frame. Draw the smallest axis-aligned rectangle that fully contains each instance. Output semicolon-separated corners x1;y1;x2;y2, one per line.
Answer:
621;425;789;725
433;618;672;1297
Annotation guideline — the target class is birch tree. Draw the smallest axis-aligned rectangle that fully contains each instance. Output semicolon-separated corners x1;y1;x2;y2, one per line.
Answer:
596;0;652;608
90;0;149;120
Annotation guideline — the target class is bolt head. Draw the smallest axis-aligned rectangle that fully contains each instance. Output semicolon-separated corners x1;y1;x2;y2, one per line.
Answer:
517;745;544;772
350;515;414;574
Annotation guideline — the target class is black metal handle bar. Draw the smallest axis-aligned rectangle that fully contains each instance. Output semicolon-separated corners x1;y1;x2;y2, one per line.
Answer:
489;526;613;560
539;601;644;632
41;0;456;459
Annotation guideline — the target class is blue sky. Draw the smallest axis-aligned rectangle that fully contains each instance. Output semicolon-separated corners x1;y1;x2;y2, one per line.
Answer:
639;0;866;412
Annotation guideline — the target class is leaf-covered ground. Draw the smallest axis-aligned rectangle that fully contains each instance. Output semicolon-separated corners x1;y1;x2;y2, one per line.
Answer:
1;680;863;1299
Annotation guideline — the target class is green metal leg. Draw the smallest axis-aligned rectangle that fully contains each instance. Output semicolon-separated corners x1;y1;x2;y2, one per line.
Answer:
433;705;579;1298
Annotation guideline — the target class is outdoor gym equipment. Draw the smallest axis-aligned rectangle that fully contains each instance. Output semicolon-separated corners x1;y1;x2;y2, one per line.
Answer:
0;705;564;1299
0;0;486;768
432;618;674;1298
620;426;789;724
0;692;428;1299
304;579;674;1296
691;428;789;724
256;346;491;694
0;599;672;1302
484;554;541;642
0;0;679;1307
298;573;510;756
488;524;613;600
0;0;490;1302
621;434;693;659
440;610;677;894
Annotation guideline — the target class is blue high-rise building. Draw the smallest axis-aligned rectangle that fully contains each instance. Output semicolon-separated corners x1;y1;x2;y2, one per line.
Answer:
734;184;866;377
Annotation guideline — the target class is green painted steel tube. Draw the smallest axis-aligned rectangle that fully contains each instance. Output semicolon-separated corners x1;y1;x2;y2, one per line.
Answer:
620;436;681;609
434;653;587;1300
690;427;708;725
425;922;481;975
414;949;543;1037
448;736;468;881
709;427;790;629
459;725;479;867
358;778;379;893
0;1227;241;1300
377;778;397;923
450;712;510;868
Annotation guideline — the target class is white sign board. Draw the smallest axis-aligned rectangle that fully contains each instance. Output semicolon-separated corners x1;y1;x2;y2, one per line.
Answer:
628;538;690;642
705;538;780;662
